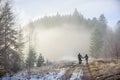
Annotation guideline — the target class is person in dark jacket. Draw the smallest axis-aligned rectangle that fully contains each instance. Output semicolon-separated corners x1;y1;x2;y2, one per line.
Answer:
84;54;89;64
78;53;83;64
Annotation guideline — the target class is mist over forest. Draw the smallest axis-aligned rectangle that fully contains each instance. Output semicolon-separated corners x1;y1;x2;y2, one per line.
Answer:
23;8;111;61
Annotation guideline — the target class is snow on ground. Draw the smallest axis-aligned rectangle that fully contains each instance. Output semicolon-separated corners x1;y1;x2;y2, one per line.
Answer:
70;69;83;80
55;68;68;79
1;68;68;80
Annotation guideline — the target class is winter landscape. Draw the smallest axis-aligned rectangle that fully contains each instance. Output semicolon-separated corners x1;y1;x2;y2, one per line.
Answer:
0;0;120;80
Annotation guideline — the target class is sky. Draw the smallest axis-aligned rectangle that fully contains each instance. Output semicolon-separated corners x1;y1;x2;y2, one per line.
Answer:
13;0;120;28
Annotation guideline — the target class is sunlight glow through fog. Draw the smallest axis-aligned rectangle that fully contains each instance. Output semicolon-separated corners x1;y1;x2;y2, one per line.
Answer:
23;25;91;61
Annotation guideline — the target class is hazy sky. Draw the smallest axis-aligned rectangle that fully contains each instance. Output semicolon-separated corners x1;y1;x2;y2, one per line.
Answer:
13;0;120;27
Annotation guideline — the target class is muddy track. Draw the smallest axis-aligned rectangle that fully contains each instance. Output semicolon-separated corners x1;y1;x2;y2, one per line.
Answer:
61;64;94;80
82;65;95;80
62;66;77;80
62;67;76;80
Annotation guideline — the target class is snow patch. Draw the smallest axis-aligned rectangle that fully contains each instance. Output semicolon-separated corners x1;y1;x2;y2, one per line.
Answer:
2;68;68;80
70;69;83;80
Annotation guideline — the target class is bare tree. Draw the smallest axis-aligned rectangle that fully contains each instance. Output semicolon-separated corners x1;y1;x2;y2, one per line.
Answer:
103;21;120;63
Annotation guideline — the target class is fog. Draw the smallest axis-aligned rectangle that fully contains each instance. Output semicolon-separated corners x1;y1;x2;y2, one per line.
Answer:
25;25;92;61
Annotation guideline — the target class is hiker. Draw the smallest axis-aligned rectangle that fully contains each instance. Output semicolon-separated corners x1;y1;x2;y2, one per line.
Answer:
84;54;89;64
78;53;83;64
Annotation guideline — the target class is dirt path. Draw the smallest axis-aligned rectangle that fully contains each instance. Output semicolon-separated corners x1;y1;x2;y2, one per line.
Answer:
62;66;77;80
82;65;95;80
62;64;96;80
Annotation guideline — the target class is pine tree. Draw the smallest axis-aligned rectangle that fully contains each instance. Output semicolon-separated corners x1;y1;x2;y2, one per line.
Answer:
16;27;25;69
72;8;84;25
26;47;36;68
10;51;21;72
37;53;44;67
0;0;19;72
90;28;103;58
89;14;107;58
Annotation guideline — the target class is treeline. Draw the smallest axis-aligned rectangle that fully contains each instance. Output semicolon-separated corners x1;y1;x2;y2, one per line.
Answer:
89;15;120;62
0;0;45;75
103;21;120;62
30;8;103;29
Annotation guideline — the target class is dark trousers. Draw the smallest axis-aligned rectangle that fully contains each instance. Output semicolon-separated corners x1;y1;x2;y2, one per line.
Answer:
79;60;82;64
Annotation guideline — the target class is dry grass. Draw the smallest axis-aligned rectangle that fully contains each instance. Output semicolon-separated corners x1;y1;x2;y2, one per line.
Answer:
86;60;120;80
